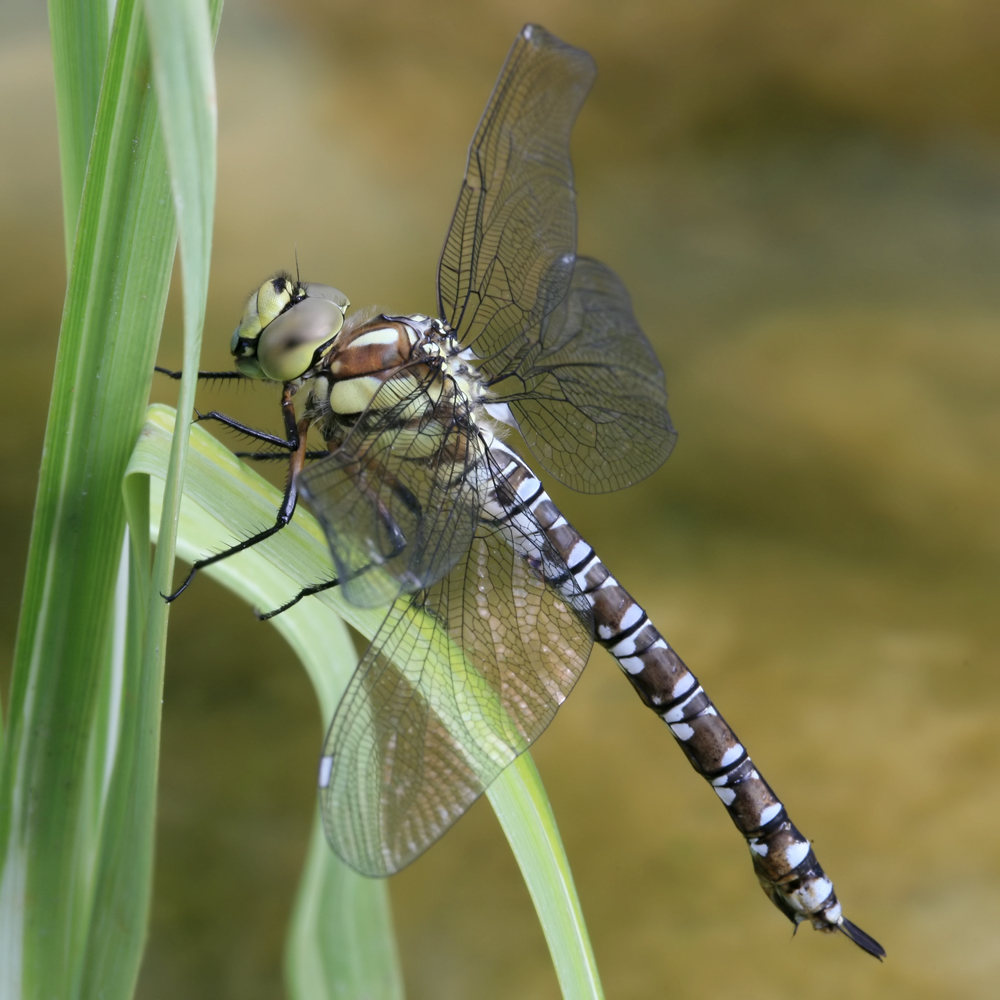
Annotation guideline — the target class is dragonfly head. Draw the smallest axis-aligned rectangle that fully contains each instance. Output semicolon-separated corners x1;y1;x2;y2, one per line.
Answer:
230;274;350;382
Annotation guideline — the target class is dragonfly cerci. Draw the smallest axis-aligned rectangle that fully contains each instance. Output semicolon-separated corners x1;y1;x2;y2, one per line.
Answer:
158;24;884;959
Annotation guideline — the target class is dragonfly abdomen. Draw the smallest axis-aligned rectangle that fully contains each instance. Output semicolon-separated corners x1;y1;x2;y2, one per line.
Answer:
484;441;884;958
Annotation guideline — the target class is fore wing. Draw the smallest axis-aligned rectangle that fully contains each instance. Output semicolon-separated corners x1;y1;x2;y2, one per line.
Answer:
437;24;595;363
437;25;674;493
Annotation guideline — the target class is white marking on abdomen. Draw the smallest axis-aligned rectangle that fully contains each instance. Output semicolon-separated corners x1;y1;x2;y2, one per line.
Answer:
719;743;744;767
618;603;644;631
661;686;702;722
617;655;645;675
516;476;542;501
670;672;695;697
497;460;519;482
796;876;834;910
609;630;646;656
759;803;782;826
784;840;811;869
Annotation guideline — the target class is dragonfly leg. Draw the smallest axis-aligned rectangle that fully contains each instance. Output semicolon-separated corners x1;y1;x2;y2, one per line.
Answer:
235;449;330;462
255;578;340;621
164;390;309;601
195;409;296;450
153;365;247;381
155;365;246;381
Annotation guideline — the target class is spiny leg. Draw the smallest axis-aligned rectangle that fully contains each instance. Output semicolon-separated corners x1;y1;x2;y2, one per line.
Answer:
155;365;246;381
235;449;330;462
258;453;426;618
195;409;297;451
255;578;340;621
257;451;427;619
158;366;305;456
164;389;308;601
191;410;329;462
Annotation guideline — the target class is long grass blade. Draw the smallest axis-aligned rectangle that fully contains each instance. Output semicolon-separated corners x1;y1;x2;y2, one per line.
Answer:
79;1;224;994
47;0;111;267
0;0;221;995
489;756;604;1000
0;2;177;994
142;0;218;620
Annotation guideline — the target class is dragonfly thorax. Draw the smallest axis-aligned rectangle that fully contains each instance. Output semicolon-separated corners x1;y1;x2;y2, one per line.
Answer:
306;311;484;447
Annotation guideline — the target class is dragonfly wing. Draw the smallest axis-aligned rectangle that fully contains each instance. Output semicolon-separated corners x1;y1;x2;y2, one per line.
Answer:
436;25;674;494
320;494;594;876
437;24;595;362
494;256;678;493
297;373;482;608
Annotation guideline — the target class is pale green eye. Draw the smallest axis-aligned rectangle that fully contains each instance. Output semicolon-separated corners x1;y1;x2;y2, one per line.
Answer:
256;290;348;382
232;276;293;348
256;276;295;327
230;276;349;382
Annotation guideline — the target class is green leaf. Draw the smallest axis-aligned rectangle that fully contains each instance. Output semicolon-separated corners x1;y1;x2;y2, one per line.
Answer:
0;2;176;995
127;405;603;1000
489;756;604;1000
142;0;219;629
47;0;111;267
85;0;225;993
0;1;220;996
127;405;402;1000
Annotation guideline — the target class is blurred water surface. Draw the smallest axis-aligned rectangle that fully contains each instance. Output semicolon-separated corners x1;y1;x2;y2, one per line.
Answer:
2;1;1000;997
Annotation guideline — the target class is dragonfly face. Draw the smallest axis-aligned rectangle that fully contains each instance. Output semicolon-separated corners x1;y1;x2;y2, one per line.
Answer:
229;274;350;382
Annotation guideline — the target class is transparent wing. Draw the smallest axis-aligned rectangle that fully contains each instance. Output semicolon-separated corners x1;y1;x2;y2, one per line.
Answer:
320;489;594;876
436;26;674;493
490;256;678;492
437;24;595;362
296;371;482;608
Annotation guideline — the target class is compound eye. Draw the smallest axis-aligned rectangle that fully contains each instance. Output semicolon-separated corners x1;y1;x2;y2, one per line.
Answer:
257;275;296;327
299;283;350;312
229;275;298;376
256;294;347;382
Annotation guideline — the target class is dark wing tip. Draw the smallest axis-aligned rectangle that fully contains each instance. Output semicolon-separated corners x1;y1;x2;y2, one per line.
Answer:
839;918;886;960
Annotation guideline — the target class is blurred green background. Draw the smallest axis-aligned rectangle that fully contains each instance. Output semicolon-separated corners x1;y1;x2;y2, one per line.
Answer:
3;0;1000;997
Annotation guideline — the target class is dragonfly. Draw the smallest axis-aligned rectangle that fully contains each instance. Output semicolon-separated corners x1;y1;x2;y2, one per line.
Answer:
159;24;884;959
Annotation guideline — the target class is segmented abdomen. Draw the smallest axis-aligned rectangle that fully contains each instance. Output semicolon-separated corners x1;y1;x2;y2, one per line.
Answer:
484;442;883;957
